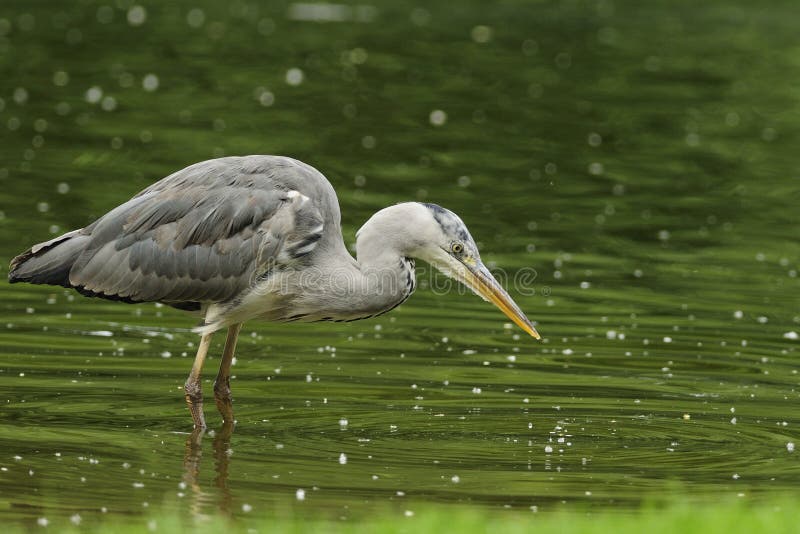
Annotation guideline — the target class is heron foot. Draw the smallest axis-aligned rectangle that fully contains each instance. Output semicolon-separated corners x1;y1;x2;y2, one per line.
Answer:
185;379;206;429
213;379;234;424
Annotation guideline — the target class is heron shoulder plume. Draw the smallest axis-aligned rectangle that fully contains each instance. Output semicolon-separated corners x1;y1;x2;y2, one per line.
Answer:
8;155;539;429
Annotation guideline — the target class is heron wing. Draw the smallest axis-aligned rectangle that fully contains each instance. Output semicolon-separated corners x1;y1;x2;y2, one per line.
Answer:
67;158;326;308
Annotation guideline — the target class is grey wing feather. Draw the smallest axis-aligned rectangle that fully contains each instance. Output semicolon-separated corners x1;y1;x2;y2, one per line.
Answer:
11;156;332;309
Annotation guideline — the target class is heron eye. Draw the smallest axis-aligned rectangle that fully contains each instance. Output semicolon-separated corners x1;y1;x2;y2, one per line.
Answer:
451;242;464;254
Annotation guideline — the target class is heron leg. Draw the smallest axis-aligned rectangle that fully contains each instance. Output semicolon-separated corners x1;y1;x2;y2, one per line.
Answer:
185;332;213;429
213;324;242;423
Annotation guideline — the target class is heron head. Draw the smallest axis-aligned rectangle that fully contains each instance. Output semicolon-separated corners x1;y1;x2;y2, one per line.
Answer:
410;203;541;340
356;202;540;339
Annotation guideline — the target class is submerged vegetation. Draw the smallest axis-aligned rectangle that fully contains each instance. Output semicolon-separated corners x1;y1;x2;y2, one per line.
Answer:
10;500;800;534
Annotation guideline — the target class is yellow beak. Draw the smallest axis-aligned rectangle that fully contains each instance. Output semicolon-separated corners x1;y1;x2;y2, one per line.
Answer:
463;262;541;340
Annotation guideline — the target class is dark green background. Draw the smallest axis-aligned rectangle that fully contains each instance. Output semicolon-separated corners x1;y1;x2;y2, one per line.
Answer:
0;0;798;527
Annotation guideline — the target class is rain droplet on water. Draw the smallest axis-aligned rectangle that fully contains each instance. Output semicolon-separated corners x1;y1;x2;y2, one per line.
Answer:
127;5;147;26
85;86;103;104
588;162;603;175
13;87;28;105
429;109;447;126
142;74;159;92
286;68;304;86
256;88;275;107
186;8;205;28
471;25;492;43
101;96;117;111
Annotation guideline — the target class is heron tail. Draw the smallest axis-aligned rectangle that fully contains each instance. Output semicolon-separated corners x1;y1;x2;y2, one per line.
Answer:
8;229;90;287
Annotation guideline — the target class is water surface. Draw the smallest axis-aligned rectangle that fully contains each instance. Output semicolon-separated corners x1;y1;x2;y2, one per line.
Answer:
1;0;799;528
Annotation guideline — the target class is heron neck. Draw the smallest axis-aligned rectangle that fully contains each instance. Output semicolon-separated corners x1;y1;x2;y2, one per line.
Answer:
356;248;415;297
346;235;416;318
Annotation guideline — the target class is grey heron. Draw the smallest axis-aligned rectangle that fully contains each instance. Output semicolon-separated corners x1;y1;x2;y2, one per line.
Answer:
9;155;540;429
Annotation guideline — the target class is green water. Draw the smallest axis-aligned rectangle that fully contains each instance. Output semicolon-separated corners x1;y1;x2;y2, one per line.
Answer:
1;0;799;527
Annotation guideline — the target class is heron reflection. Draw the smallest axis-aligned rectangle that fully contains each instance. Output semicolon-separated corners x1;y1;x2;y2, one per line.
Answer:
182;422;235;520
